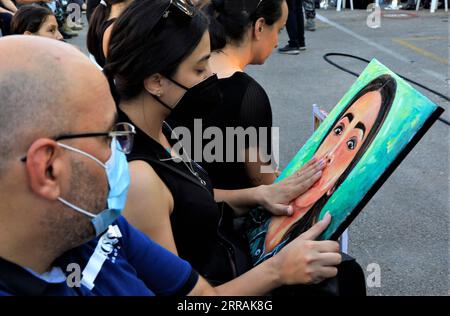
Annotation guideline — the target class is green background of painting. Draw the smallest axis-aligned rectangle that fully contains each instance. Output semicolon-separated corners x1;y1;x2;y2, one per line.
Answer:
275;59;439;240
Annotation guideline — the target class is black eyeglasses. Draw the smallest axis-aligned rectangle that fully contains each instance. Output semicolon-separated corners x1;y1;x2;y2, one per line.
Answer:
20;122;136;162
161;0;195;19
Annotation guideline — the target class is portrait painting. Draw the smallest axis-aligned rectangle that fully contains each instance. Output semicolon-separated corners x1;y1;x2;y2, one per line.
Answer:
247;59;445;266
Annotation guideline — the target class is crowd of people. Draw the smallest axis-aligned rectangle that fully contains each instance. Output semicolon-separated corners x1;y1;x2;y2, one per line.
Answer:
0;0;86;39
0;0;372;296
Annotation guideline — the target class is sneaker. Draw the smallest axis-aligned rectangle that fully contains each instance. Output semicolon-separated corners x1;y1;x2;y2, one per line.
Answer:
306;19;316;31
278;44;301;55
70;22;84;31
61;24;79;37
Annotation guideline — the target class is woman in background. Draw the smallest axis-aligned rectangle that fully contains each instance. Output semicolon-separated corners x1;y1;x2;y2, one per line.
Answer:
11;5;63;41
87;0;132;67
170;0;287;191
0;0;17;36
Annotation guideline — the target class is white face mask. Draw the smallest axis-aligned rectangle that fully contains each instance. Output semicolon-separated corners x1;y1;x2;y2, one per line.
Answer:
57;139;130;236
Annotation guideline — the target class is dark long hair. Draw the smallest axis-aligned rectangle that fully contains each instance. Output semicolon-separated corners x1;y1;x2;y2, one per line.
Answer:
285;75;397;242
103;0;209;101
202;0;285;50
10;5;53;35
87;0;126;65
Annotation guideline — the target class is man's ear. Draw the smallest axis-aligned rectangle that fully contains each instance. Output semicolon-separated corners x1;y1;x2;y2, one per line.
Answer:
24;31;33;36
143;73;164;97
253;17;266;40
25;139;63;201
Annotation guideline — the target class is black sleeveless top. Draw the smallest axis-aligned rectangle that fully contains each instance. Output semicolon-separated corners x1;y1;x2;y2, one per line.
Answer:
169;72;273;190
119;109;252;285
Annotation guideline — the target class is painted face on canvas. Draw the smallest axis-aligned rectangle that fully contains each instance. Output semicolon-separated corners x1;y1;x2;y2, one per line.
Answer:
296;90;383;206
265;90;383;253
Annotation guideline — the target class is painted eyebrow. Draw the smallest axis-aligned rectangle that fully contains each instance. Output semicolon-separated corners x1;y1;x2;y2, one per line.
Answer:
197;54;211;64
355;122;366;138
342;113;354;123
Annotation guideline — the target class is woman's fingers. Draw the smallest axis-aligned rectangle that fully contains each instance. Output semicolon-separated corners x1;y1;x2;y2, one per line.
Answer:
284;159;319;183
299;212;332;240
317;252;342;266
288;168;323;197
314;240;341;254
316;266;339;281
269;203;294;216
288;158;325;185
302;157;318;169
264;157;326;209
297;159;326;181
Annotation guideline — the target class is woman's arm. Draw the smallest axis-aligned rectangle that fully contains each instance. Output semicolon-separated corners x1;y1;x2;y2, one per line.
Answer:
122;160;178;254
238;78;277;186
1;0;17;13
190;215;340;296
123;161;339;295
124;174;341;296
244;148;277;186
0;6;12;13
102;23;114;58
213;213;341;295
214;157;326;217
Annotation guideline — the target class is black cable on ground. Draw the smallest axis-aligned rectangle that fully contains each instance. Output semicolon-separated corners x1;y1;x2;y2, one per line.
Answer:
322;53;450;126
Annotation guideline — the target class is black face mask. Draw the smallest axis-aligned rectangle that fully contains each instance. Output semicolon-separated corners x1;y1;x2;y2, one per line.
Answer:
165;74;223;126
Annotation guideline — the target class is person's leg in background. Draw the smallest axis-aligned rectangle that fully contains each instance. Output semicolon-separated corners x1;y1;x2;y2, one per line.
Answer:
68;0;84;10
405;0;417;9
279;0;305;54
50;0;80;39
304;0;316;31
0;12;13;36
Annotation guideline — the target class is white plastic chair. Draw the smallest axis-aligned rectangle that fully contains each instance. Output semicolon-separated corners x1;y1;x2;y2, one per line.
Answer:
417;0;448;12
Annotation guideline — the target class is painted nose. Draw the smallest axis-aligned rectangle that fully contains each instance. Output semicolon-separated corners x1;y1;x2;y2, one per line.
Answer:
324;151;336;167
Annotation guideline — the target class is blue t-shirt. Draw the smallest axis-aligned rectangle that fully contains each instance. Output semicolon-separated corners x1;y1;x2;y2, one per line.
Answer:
0;216;198;296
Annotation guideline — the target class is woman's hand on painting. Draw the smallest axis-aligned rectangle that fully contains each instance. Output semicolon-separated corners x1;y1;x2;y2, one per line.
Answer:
256;157;326;216
271;212;342;285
